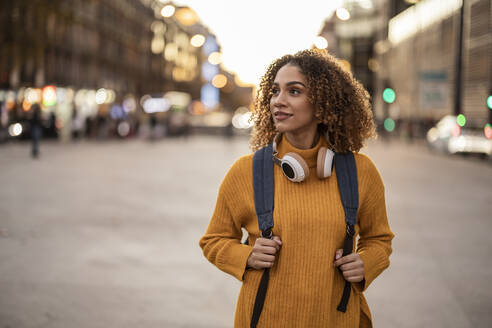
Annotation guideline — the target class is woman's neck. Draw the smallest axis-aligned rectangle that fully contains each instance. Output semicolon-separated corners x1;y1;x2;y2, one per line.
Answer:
284;129;319;150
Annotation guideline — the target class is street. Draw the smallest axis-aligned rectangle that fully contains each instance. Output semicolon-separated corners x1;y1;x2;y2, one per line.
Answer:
0;136;491;328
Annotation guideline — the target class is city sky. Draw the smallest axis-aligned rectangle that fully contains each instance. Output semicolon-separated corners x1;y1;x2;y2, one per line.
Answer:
174;0;341;85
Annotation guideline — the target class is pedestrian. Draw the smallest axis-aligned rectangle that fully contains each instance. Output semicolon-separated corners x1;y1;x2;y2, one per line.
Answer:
30;103;42;158
199;49;394;327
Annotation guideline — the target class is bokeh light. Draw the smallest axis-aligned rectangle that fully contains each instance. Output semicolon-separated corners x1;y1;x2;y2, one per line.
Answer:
384;118;395;132
336;8;350;21
122;96;137;113
208;52;222;65
368;58;380;72
106;90;115;104
57;88;74;104
383;88;396;104
25;88;41;104
160;5;175;18
9;123;23;137
95;88;108;105
189;100;206;115
143;97;171;114
175;7;198;26
313;36;328;49
109;105;125;120
484;123;492;140
42;85;57;107
456;114;466;127
487;95;492;110
190;34;205;47
232;107;253;129
151;21;166;34
151;37;165;54
117;121;130;138
22;100;32;112
164;43;178;61
211;74;227;88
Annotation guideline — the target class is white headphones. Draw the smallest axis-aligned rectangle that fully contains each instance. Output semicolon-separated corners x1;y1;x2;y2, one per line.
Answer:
272;133;335;183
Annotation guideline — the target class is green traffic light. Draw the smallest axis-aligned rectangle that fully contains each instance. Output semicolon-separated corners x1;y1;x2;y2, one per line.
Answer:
384;118;395;132
457;114;466;127
382;88;396;104
487;95;492;109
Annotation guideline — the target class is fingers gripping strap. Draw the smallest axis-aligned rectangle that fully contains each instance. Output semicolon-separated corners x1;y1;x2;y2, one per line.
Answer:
251;144;275;327
334;152;358;313
253;144;274;232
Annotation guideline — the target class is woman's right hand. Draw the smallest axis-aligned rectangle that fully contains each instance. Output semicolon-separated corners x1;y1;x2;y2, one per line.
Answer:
247;236;282;269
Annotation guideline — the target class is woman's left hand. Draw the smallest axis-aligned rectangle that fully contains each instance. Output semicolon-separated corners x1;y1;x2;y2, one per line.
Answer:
333;249;364;283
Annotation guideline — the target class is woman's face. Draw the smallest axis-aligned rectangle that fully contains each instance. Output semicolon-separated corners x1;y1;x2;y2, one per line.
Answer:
270;64;318;135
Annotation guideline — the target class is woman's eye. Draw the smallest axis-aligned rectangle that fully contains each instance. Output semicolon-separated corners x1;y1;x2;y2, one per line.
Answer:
271;88;279;95
290;89;300;95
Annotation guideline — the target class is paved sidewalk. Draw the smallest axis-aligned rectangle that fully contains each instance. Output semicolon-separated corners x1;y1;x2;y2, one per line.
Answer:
0;136;491;327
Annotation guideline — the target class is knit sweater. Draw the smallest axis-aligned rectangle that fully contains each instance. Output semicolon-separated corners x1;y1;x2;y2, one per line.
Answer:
199;135;394;327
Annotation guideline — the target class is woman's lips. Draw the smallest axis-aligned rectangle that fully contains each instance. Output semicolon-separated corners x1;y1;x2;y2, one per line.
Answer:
274;112;292;121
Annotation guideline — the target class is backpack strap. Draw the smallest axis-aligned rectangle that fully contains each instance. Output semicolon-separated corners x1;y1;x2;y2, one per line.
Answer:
250;143;274;328
252;143;275;237
334;152;359;313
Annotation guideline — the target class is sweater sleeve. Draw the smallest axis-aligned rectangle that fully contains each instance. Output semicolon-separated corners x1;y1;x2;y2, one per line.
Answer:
354;154;394;292
199;159;253;281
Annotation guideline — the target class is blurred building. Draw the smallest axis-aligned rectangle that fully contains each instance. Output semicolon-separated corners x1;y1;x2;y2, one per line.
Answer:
1;0;158;93
0;0;253;142
319;0;491;138
377;0;491;136
319;0;412;105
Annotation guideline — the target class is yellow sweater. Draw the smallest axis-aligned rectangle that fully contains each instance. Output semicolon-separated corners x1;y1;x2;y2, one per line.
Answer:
199;135;394;327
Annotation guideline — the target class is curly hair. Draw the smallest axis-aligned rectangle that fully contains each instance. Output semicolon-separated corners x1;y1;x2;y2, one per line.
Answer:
250;49;376;152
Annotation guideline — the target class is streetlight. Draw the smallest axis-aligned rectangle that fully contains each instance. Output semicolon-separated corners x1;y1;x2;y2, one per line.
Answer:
161;5;175;18
175;7;198;26
212;74;227;89
313;36;328;49
208;52;222;65
336;8;350;21
190;34;205;47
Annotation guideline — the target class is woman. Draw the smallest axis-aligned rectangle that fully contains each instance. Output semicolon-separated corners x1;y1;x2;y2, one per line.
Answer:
199;49;394;327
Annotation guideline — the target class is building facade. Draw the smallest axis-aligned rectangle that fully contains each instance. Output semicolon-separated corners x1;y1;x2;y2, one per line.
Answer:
378;0;491;134
0;0;252;142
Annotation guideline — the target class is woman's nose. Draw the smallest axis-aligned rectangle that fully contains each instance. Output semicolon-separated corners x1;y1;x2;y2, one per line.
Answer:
272;91;287;107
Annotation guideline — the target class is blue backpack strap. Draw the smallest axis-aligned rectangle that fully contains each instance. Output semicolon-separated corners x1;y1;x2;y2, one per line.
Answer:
250;143;275;328
252;143;275;238
335;152;359;227
334;152;359;313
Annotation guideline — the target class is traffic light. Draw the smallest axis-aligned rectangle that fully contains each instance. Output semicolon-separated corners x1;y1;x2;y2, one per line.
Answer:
382;88;396;104
484;123;492;140
384;118;395;132
456;114;466;127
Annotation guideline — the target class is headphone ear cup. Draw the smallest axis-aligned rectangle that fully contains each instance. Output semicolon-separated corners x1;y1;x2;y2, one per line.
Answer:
317;147;335;179
282;152;310;182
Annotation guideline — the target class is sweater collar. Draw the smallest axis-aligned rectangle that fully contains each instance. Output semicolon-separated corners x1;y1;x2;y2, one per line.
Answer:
276;134;327;168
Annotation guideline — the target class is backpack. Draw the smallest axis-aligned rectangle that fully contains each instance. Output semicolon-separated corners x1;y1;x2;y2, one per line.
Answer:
249;143;358;328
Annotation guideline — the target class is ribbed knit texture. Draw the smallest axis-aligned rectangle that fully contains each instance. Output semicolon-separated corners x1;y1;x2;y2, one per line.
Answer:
199;135;394;327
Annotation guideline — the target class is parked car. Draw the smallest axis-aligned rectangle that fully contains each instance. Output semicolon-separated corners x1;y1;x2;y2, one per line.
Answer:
426;115;492;158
